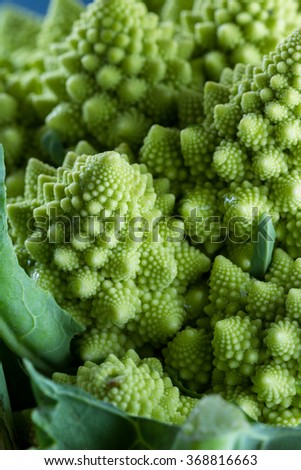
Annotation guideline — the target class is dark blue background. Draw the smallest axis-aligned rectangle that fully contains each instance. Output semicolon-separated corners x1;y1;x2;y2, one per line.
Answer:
0;0;92;15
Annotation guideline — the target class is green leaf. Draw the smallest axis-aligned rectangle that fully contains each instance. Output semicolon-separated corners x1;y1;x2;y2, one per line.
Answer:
0;144;82;374
24;360;179;450
250;212;276;279
22;365;301;450
256;427;301;450
0;363;16;449
173;395;251;450
173;395;301;450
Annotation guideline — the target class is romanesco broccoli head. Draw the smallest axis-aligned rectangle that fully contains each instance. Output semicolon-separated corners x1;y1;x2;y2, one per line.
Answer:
8;149;210;349
6;0;301;432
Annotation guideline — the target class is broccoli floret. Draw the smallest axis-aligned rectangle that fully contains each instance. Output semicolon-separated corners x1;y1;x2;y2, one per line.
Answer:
53;350;198;424
37;0;84;50
180;123;218;180
8;149;210;347
4;106;59;181
185;0;301;80
212;314;261;374
160;0;194;23
163;326;213;391
0;5;41;59
286;258;301;290
212;140;247;183
127;287;186;345
222;182;275;238
204;256;250;320
136;238;177;291
176;27;301;268
252;147;288;181
172;240;211;292
265;248;294;287
223;386;262;421
204;249;301;424
139;124;188;184
264;319;301;361
177;87;204;128
0;1;85;176
286;288;301;323
30;262;67;305
178;183;222;244
263;405;301;427
226;240;254;273
272;171;301;214
0;70;45;175
246;280;286;321
93;279;140;328
277;211;301;258
75;326;137;363
153;177;176;216
44;0;195;151
252;364;296;408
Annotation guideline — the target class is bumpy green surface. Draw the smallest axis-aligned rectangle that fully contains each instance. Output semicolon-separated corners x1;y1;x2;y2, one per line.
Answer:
182;0;301;80
53;349;198;425
44;0;195;150
0;146;81;374
0;5;41;59
163;327;213;390
37;0;84;50
7;149;210;357
4;0;301;433
178;27;301;262
206;255;301;424
0;0;85;180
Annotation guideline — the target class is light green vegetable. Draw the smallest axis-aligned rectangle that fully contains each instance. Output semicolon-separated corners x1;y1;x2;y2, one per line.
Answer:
7;148;210;348
53;349;198;425
44;0;195;150
0;4;41;59
4;0;301;451
181;0;301;80
25;362;301;450
37;0;84;50
0;146;81;373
